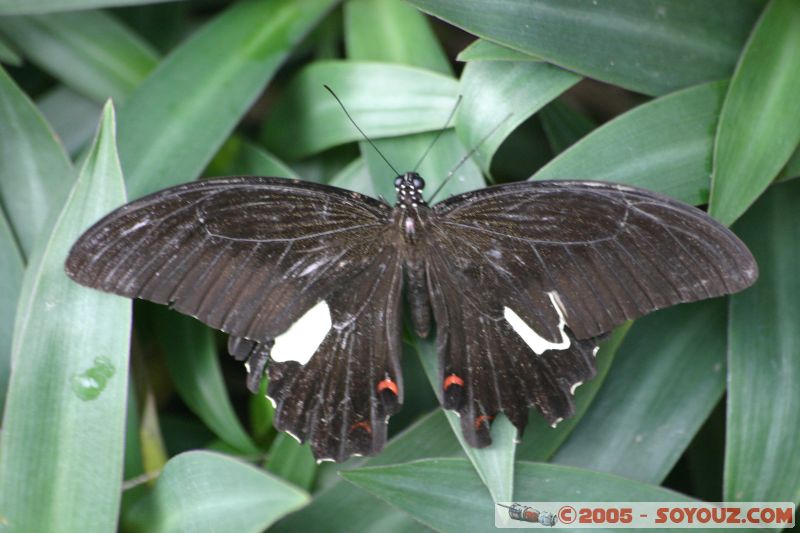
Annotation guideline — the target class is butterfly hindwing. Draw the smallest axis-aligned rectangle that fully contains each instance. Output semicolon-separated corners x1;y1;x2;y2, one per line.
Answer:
265;245;404;462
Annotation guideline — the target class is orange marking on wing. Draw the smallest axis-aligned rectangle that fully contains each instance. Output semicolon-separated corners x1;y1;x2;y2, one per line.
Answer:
443;374;465;390
376;378;398;396
474;414;495;430
350;421;372;434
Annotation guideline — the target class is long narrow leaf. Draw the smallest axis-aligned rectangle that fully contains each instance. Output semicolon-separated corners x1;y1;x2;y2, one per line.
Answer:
119;0;337;199
534;81;727;206
0;65;73;258
0;209;23;414
407;0;762;96
708;0;800;225
725;179;800;502
456;60;580;173
0;0;185;16
552;300;727;484
342;458;693;533
261;61;459;159
0;101;131;533
0;11;159;102
124;451;309;533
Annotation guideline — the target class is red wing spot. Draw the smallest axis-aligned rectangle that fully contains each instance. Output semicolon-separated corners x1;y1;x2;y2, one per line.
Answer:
376;378;398;396
350;421;372;434
474;414;495;430
443;374;465;390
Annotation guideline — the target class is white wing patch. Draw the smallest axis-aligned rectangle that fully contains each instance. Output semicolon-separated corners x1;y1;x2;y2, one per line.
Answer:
271;300;331;365
504;291;571;355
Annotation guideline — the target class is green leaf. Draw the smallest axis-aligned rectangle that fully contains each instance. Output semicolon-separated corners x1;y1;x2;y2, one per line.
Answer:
272;409;462;533
415;337;515;502
534;81;727;206
0;209;24;414
0;65;73;258
539;100;596;155
261;61;459;160
726;179;800;502
0;0;185;15
231;140;299;179
143;306;259;455
266;434;317;491
782;144;800;179
516;324;630;461
0;101;131;533
0;11;158;102
0;33;20;65
124;451;309;533
552;300;727;484
456;60;580;173
457;39;540;62
119;0;336;200
709;0;800;226
342;458;692;533
37;86;103;155
344;0;451;74
328;157;375;197
407;0;763;96
344;0;484;201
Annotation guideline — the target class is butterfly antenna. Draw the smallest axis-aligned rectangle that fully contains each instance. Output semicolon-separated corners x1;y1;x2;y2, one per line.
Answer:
412;95;462;172
324;84;400;176
427;112;513;203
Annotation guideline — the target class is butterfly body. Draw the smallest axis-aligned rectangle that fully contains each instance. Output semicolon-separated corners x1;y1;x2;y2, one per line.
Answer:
66;174;757;461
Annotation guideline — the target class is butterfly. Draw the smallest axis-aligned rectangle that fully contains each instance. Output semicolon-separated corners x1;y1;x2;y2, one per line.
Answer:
65;173;758;462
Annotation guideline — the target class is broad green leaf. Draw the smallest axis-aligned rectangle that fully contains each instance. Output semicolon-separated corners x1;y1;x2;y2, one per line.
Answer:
272;409;461;533
0;33;20;65
457;39;540;62
782;144;800;179
709;0;800;226
0;11;158;102
0;209;23;414
261;61;459;160
0;65;73;258
456;60;580;173
230;140;299;179
345;0;451;74
539;100;596;155
416;337;515;502
142;306;258;455
342;458;692;533
534;81;727;206
124;451;309;533
726;179;800;502
37;86;103;155
553;300;727;484
0;0;185;15
266;434;317;491
516;324;630;461
119;0;336;199
407;0;763;96
0;102;130;533
328;157;375;197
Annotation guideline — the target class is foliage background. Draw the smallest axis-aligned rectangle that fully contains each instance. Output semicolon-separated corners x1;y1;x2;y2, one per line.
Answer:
0;0;798;531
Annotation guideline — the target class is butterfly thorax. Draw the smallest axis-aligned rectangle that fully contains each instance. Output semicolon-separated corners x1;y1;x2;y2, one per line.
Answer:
392;172;433;337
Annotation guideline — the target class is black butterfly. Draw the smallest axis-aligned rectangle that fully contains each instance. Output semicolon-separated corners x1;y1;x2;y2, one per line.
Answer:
65;173;757;462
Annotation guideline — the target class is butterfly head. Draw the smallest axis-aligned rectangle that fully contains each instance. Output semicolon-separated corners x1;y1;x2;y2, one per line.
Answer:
394;172;427;209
